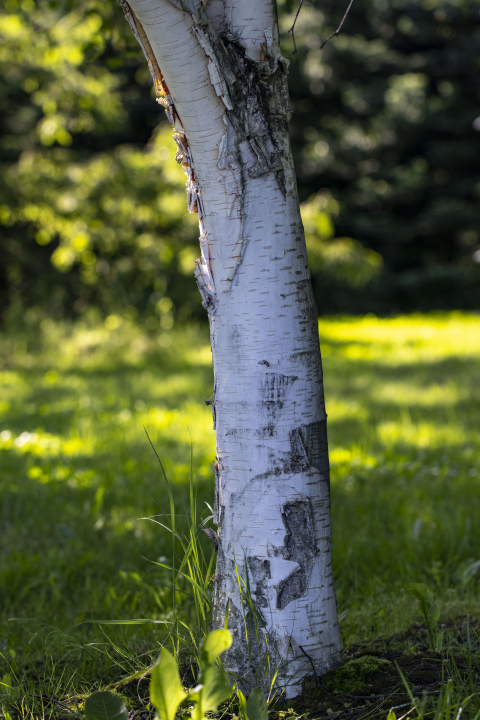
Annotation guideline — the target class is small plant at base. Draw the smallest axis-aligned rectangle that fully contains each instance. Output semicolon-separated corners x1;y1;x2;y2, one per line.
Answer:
407;583;441;652
83;629;248;720
181;629;232;720
237;687;269;720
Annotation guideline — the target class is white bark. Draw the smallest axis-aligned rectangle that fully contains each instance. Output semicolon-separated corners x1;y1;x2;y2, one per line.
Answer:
119;0;342;697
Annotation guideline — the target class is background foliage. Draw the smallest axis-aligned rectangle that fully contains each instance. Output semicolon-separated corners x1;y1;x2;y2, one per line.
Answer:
282;0;480;312
1;0;479;324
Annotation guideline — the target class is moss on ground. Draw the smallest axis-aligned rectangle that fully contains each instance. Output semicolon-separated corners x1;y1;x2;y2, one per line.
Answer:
323;655;392;694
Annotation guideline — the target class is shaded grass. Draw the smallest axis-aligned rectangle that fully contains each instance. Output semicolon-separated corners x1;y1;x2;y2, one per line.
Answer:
1;312;480;714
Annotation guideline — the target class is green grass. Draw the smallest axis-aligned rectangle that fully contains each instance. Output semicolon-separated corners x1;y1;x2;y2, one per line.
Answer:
1;312;480;715
0;318;215;649
323;314;480;637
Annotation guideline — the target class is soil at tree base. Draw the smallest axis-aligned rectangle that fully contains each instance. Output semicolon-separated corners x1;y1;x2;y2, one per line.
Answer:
278;616;480;720
13;617;473;720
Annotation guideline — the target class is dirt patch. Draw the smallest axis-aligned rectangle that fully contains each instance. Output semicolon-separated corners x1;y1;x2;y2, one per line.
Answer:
271;617;480;720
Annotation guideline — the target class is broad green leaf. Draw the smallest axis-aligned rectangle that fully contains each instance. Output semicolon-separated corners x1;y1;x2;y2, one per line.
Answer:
190;665;232;720
84;691;129;720
387;709;397;720
246;688;268;720
200;629;232;668
407;583;431;604
150;648;187;720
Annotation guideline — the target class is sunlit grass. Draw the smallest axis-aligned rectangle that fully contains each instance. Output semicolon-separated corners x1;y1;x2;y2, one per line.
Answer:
0;318;215;687
320;313;480;638
1;312;480;696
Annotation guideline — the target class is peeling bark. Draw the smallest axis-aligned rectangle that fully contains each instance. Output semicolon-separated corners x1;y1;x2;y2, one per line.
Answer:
118;0;342;697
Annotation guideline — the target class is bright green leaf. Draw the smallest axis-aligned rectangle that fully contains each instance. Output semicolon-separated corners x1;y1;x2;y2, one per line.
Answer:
190;665;232;720
84;691;129;720
150;648;187;720
200;629;232;668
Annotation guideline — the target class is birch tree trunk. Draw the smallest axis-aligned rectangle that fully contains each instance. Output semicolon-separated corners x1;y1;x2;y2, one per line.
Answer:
118;0;342;697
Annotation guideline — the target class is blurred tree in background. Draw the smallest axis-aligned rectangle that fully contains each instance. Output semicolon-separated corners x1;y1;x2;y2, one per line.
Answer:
282;0;480;311
1;0;479;325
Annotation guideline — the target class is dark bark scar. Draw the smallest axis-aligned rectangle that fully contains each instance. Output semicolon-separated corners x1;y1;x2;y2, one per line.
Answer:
277;499;316;610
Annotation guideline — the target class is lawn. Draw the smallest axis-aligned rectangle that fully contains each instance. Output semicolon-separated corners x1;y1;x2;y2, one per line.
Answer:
1;312;480;715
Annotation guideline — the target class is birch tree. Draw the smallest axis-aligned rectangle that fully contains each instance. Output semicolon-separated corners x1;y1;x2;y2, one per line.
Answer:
117;0;342;697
